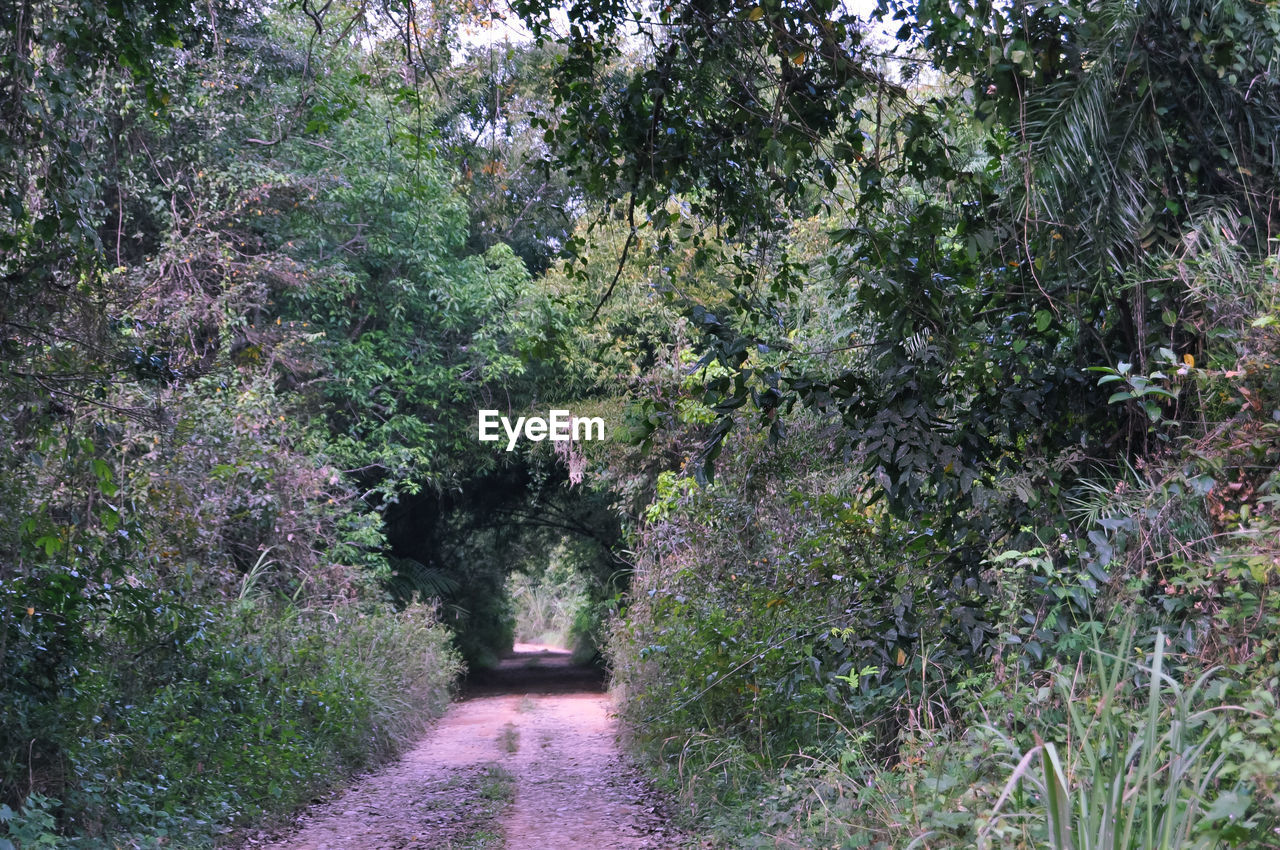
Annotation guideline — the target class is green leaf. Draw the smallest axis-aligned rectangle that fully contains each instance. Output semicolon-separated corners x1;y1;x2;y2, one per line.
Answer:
1042;744;1073;850
34;534;63;557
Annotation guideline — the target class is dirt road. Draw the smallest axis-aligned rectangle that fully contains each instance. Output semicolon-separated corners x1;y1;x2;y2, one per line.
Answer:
241;645;684;849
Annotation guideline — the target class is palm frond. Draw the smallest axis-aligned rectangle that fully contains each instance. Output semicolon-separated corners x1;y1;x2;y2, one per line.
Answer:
387;556;461;600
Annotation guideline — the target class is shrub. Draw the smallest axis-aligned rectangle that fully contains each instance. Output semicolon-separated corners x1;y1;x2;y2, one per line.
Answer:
1;602;460;848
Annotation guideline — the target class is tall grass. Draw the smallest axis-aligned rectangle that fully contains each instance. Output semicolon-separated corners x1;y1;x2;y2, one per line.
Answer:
979;630;1243;850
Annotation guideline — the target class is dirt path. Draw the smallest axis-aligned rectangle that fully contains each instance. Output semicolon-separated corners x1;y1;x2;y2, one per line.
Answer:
241;645;684;849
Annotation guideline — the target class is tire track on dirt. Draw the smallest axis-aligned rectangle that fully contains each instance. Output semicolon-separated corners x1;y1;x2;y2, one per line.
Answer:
242;645;683;849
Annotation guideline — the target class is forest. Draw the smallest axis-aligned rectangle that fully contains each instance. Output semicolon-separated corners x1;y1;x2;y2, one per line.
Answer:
2;0;1279;846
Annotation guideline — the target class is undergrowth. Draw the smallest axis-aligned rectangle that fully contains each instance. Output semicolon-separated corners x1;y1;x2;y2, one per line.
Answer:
0;602;460;848
609;406;1280;849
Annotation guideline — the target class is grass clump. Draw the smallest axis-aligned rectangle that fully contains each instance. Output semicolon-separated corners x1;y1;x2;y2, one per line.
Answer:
457;764;515;850
979;631;1255;850
499;723;521;754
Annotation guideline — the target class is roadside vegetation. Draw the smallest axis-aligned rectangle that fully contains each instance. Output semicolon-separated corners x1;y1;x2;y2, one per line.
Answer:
507;547;594;653
1;1;520;844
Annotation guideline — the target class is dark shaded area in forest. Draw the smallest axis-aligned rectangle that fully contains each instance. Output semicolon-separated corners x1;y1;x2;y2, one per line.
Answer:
463;646;606;697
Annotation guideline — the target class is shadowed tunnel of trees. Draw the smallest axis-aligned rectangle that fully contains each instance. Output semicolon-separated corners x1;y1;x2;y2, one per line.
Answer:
381;460;629;666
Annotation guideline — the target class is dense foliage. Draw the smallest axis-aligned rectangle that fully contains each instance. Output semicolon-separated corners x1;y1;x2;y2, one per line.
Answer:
0;0;542;843
507;0;1280;846
4;0;1280;846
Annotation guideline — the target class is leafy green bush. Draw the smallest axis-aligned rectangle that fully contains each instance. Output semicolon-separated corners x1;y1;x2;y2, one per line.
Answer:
1;602;459;848
610;417;1010;767
0;794;59;849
